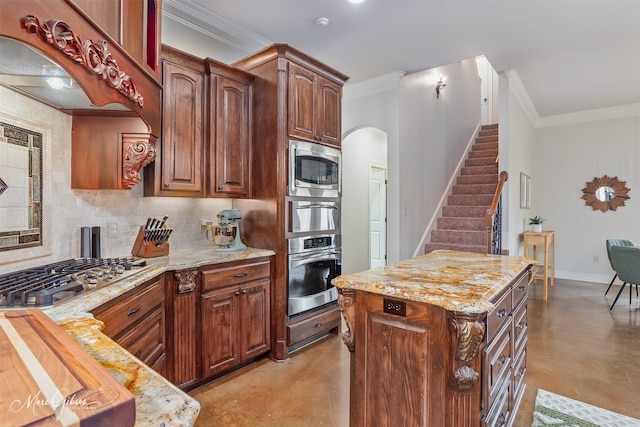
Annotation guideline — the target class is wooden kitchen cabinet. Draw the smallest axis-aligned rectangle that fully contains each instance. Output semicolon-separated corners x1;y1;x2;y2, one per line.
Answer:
201;259;271;378
206;59;254;197
91;275;167;377
288;62;343;147
145;46;205;197
70;0;162;81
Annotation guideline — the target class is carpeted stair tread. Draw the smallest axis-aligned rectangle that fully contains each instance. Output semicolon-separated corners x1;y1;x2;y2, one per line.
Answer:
437;217;486;231
424;242;487;254
461;165;498;176
457;174;498;185
465;157;497;167
452;183;498;195
431;229;487;245
468;149;498;159
442;206;489;217
471;142;498;151
448;194;494;206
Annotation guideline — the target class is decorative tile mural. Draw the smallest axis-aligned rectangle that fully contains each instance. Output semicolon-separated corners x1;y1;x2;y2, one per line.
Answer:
0;121;43;251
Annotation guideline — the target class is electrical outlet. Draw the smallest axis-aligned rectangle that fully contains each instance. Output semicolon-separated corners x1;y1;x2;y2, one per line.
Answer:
107;222;119;238
201;219;214;231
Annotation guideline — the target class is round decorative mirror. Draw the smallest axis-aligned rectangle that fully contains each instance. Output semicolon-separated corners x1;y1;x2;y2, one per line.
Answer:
581;175;630;212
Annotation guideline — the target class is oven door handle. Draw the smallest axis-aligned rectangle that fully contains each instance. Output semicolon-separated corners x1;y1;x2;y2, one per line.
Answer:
289;251;341;269
294;204;339;210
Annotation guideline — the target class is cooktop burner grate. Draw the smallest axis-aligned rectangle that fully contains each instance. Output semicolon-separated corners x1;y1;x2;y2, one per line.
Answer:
0;257;147;308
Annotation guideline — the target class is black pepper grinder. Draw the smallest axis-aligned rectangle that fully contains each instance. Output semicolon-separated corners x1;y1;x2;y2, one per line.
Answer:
91;226;101;258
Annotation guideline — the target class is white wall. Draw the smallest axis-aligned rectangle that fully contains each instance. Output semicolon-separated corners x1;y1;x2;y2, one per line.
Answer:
535;115;640;283
341;127;387;274
0;87;231;274
398;59;481;260
343;75;402;264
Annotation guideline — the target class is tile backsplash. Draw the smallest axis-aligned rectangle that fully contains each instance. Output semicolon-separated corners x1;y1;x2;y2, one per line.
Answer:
0;87;232;274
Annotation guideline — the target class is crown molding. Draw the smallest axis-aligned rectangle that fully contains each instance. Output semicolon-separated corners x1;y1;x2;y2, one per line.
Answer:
503;69;540;125
343;71;406;102
536;103;640;128
162;0;270;53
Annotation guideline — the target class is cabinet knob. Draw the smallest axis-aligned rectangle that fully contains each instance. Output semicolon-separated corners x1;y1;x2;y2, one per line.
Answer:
497;308;508;318
218;185;223;190
242;290;247;294
497;354;508;366
135;350;142;359
235;291;240;296
164;183;170;187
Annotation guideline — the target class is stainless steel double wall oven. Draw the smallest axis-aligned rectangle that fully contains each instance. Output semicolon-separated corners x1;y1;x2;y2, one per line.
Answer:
287;140;342;317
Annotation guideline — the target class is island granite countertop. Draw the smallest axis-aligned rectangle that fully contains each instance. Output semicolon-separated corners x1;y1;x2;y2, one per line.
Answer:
42;247;275;427
332;249;535;314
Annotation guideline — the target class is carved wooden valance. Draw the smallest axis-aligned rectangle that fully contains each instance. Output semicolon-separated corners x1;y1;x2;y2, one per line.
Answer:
21;15;144;107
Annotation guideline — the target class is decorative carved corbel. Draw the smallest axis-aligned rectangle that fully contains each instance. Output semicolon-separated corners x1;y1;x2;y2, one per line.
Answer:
337;288;356;352
453;365;480;391
175;270;197;294
122;134;156;189
21;15;145;107
450;314;485;362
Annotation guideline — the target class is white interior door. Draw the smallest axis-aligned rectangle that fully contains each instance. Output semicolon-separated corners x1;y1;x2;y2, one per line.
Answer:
369;166;387;268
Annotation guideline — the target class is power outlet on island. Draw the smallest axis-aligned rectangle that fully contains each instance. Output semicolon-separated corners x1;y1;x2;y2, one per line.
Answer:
107;222;119;238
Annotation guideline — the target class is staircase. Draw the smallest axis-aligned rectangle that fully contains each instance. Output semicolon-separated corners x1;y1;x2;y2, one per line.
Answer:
424;124;499;254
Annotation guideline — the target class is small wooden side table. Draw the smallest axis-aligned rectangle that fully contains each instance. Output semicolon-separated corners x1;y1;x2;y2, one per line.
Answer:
523;230;555;300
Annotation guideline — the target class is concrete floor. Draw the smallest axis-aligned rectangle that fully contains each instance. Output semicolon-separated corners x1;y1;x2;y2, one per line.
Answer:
190;278;640;426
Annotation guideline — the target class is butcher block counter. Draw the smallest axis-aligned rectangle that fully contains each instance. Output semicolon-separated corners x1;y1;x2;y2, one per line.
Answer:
332;250;534;427
4;247;273;427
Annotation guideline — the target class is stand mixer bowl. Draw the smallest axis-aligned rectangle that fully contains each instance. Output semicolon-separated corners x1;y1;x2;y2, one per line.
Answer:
213;225;237;248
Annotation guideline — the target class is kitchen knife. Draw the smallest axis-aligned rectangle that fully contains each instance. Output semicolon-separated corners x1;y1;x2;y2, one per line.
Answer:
159;215;168;228
157;229;173;247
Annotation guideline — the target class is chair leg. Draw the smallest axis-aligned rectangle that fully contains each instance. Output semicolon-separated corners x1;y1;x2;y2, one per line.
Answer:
610;282;627;310
605;274;617;295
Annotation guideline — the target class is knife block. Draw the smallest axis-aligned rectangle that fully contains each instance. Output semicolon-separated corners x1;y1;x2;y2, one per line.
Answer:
131;226;169;258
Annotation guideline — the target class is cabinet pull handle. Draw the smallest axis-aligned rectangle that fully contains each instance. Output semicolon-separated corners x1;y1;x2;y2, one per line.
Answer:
517;321;527;329
497;308;508;318
497;413;506;426
518;285;526;292
233;273;248;278
164;183;170;187
127;305;142;316
314;323;323;328
497;354;508;366
516;366;527;377
135;350;142;359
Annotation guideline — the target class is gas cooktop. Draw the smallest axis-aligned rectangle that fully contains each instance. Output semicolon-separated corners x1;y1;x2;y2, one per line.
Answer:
0;257;148;308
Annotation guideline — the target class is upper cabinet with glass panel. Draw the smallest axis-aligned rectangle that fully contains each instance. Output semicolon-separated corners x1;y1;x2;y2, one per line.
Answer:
0;0;163;189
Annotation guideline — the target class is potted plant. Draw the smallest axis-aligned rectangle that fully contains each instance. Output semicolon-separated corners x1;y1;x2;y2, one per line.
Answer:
529;215;545;233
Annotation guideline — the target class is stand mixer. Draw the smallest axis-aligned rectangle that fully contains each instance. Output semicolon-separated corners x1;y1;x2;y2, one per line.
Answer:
213;209;246;251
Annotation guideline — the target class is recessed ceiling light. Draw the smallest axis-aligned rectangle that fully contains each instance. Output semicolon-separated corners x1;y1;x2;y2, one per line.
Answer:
316;17;330;27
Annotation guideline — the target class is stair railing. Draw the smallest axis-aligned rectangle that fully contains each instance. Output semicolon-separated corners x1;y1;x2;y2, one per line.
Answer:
484;171;508;254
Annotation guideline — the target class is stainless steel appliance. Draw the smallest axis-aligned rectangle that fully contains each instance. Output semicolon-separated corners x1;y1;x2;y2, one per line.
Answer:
289;200;340;233
287;234;341;317
212;209;247;251
288;140;341;198
0;257;149;307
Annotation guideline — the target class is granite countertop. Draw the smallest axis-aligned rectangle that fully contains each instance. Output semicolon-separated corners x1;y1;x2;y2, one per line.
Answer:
42;247;275;427
332;250;535;314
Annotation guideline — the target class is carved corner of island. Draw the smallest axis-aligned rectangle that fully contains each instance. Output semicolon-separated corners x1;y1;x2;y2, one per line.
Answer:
337;288;356;352
449;311;485;391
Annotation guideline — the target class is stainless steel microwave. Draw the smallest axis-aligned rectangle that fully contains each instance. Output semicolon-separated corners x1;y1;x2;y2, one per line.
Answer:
288;140;341;198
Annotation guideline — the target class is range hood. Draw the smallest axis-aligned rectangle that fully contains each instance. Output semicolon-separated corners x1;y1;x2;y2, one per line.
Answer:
0;36;130;112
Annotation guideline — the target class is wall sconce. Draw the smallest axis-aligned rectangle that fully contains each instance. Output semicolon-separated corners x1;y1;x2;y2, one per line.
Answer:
436;75;447;98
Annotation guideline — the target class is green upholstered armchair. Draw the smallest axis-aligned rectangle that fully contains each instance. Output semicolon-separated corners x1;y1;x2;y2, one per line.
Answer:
605;239;635;295
608;245;640;310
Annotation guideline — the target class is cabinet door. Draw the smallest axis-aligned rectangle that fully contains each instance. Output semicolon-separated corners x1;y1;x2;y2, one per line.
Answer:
317;76;342;146
210;76;251;196
288;62;317;142
160;59;204;196
202;288;240;377
239;280;271;360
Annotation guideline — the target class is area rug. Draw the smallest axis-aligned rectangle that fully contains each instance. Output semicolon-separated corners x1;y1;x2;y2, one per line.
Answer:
532;389;640;427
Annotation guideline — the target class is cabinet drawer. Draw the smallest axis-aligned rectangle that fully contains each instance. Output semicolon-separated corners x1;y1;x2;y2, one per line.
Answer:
512;346;527;403
202;260;270;292
117;305;165;366
512;272;529;310
482;377;511;427
93;277;164;338
513;300;528;355
288;304;341;345
486;290;512;343
484;322;512;407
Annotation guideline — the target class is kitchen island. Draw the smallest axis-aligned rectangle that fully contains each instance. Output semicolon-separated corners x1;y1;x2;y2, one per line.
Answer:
39;247;274;427
333;250;534;427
